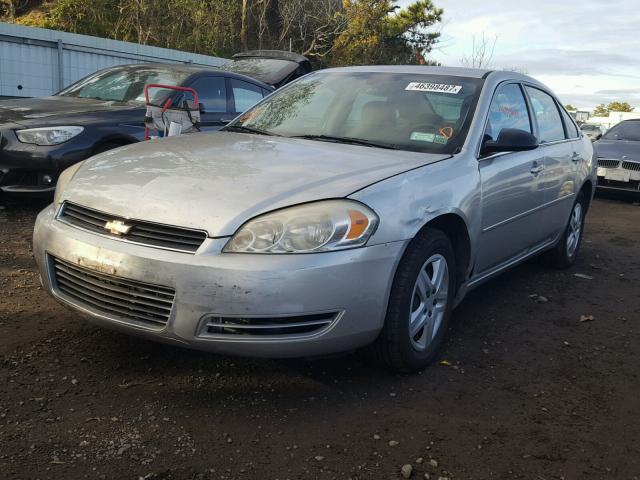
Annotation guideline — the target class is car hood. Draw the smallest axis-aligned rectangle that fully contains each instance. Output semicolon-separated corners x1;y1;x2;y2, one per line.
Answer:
593;139;640;160
0;96;137;126
63;132;448;237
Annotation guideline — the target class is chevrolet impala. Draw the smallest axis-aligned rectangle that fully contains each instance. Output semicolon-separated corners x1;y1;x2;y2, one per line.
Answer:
33;66;596;371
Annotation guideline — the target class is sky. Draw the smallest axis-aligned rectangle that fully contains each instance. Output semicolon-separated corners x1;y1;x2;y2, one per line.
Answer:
399;0;640;110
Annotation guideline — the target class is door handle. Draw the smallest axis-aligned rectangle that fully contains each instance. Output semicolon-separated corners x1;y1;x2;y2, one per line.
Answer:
530;164;544;175
571;152;581;162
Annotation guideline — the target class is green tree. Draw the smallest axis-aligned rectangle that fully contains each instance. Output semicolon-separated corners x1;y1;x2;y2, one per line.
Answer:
564;104;576;111
592;101;634;117
3;0;443;66
593;104;609;117
607;101;633;112
331;0;442;66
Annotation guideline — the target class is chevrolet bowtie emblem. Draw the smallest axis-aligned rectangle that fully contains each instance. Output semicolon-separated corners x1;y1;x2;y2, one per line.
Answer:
104;219;132;235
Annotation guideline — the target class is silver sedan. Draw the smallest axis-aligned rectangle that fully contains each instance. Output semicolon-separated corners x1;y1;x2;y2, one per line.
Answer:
33;66;596;371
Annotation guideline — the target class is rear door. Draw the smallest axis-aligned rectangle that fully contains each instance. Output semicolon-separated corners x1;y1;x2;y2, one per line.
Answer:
524;86;577;238
475;82;548;275
187;76;231;131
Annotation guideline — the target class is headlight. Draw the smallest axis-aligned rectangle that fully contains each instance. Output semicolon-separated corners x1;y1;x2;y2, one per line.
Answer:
16;126;84;146
224;200;379;253
54;161;85;204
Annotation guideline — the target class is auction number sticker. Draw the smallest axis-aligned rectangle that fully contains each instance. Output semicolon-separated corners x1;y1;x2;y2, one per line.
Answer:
405;82;462;94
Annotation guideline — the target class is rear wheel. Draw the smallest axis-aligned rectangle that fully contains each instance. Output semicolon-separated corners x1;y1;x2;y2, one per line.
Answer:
371;228;456;372
544;192;587;268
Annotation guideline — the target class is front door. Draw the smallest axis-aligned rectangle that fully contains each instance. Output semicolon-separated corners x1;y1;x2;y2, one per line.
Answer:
475;82;548;275
187;76;232;131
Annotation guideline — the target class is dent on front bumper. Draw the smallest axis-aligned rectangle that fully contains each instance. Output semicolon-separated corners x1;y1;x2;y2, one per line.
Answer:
33;204;406;357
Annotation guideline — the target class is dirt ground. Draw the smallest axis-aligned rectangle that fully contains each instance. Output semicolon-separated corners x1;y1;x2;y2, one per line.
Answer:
1;193;639;480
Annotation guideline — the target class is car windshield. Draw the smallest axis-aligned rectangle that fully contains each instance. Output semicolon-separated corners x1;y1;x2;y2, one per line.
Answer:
602;121;640;141
57;66;192;104
228;71;483;154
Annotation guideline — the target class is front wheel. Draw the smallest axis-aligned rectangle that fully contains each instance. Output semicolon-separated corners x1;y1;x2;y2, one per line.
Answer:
544;192;587;268
371;228;456;372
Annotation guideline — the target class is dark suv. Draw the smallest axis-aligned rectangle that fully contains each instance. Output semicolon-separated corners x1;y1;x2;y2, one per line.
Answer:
0;63;272;194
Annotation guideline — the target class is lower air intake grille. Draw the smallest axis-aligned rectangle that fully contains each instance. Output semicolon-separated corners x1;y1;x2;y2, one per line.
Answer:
622;161;640;172
199;312;340;338
59;202;207;253
597;159;621;169
51;256;175;328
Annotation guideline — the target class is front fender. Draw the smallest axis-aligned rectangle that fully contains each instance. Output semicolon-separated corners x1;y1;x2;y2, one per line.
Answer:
349;154;482;275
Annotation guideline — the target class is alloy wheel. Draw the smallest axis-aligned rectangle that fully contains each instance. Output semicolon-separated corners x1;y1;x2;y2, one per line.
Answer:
566;202;583;257
409;254;449;351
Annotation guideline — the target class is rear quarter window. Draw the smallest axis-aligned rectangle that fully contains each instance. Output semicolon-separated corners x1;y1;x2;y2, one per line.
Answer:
560;108;580;139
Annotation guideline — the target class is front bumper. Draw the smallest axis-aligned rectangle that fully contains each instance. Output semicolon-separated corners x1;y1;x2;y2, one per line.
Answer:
33;204;406;358
597;165;640;193
0;128;93;193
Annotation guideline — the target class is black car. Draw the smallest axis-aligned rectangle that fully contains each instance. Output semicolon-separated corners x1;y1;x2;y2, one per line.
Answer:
593;119;640;193
221;50;312;88
0;63;272;194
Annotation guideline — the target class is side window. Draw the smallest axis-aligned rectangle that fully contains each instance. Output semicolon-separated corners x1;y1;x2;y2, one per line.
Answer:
189;77;227;113
560;107;579;139
230;79;264;112
485;83;531;142
525;87;565;143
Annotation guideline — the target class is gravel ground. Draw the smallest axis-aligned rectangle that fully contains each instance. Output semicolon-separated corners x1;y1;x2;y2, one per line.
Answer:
1;194;639;480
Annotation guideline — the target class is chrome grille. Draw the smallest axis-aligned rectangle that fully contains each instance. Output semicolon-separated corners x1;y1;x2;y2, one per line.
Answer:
622;161;640;172
199;312;340;338
597;159;621;169
51;256;175;328
59;202;207;253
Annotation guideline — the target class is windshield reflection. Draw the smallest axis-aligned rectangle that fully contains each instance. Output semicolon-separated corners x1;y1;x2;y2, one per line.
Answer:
229;71;483;155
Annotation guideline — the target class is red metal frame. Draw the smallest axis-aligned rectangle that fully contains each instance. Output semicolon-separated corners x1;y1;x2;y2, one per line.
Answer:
144;84;200;140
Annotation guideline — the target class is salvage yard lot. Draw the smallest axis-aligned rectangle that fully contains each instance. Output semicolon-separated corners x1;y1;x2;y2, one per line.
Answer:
1;196;639;479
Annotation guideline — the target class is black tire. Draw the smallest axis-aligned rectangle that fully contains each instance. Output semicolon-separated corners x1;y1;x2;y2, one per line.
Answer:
544;192;587;269
370;228;456;372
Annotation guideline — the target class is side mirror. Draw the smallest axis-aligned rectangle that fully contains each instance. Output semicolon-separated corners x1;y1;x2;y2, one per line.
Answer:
482;128;539;155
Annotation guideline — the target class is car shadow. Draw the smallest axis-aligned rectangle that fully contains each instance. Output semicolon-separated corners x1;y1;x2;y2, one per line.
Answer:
595;189;640;204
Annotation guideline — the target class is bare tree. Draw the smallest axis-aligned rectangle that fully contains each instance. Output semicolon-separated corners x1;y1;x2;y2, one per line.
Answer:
241;0;249;51
277;0;345;59
461;32;497;68
256;0;272;49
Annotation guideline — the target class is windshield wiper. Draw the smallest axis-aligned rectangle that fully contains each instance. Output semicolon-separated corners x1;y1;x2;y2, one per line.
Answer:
224;125;276;136
291;134;400;150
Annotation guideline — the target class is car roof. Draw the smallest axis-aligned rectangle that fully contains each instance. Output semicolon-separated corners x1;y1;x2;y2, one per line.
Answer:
92;63;272;89
323;65;492;78
105;62;219;74
319;65;549;92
